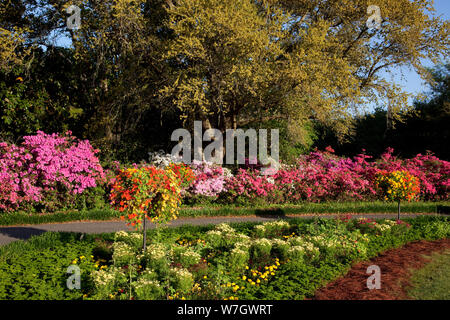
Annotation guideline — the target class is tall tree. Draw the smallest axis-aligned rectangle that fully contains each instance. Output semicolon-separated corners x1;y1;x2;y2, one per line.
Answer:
161;0;449;146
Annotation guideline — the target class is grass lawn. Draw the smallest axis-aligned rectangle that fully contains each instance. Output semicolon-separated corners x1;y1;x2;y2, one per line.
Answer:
407;249;450;300
0;201;448;226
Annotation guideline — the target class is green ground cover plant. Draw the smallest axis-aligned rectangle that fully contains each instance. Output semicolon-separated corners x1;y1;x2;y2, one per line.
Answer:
0;216;448;300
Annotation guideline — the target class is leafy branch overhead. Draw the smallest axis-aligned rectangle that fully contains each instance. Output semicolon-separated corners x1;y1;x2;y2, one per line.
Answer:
0;0;448;156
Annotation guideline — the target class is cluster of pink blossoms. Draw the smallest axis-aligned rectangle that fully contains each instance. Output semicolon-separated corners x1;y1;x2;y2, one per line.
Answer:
224;148;449;203
188;160;228;197
0;131;105;212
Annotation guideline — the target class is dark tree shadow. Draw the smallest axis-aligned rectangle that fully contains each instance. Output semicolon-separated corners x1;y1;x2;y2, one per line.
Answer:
437;205;450;215
254;208;287;219
0;227;47;241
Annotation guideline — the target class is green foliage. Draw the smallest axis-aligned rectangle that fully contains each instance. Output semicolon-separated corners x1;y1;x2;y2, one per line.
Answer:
0;216;449;300
0;233;97;300
1;1;449;161
315;63;450;160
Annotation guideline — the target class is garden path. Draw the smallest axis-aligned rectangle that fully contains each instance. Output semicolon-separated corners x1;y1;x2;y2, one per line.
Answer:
0;213;440;246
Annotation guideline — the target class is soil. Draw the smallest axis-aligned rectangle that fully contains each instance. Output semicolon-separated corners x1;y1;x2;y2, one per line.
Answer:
313;238;450;300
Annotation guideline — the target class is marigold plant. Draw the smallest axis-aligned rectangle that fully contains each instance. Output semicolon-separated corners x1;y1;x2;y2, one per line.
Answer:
110;164;195;230
375;170;420;219
375;170;420;202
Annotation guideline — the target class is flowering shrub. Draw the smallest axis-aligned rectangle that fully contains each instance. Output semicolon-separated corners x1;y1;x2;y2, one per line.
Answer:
188;160;228;197
222;148;449;204
109;163;194;229
108;147;448;207
224;168;277;202
375;170;421;202
148;151;182;168
0;131;105;212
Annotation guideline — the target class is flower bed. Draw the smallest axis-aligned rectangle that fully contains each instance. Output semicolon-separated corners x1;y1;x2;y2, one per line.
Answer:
148;148;450;206
1;133;449;215
0;216;448;300
82;216;448;300
223;148;449;205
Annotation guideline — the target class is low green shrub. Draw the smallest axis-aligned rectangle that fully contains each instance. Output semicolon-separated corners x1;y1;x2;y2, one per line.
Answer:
84;216;449;300
0;233;99;300
0;216;448;300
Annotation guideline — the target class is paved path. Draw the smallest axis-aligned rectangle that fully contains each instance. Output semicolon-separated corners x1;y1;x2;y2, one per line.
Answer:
0;213;442;246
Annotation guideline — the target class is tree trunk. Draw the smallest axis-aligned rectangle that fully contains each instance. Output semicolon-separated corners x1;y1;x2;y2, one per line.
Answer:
142;214;147;253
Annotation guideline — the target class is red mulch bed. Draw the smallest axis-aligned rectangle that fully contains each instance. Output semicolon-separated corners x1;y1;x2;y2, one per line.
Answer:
313;238;450;300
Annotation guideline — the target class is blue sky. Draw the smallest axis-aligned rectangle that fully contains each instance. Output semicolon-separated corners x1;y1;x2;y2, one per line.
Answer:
384;0;449;100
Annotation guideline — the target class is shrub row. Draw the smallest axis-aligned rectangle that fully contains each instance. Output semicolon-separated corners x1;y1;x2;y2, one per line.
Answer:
1;132;449;214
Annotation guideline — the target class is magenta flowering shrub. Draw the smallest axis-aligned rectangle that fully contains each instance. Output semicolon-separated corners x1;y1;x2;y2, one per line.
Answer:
188;160;227;197
223;148;449;204
374;148;450;200
0;131;105;212
225;168;277;201
277;150;376;202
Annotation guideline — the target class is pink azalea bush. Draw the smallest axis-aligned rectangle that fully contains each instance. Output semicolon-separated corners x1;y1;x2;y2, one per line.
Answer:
187;160;228;198
223;148;449;204
0;131;105;212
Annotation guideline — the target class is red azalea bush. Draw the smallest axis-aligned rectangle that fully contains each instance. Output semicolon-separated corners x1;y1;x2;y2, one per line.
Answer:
0;131;105;212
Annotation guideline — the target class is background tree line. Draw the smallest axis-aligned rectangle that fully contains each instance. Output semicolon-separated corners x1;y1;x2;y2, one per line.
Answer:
1;0;449;163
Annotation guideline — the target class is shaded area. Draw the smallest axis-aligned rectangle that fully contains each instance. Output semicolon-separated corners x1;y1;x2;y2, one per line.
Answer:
254;208;286;218
313;238;450;300
437;205;450;214
0;227;46;241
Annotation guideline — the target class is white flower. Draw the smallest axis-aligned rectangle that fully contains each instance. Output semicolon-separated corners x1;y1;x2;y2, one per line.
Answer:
112;242;134;260
215;223;236;234
148;151;182;168
146;243;166;260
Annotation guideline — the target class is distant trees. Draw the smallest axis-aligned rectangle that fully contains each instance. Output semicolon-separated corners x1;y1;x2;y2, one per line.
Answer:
0;0;449;161
315;64;450;160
